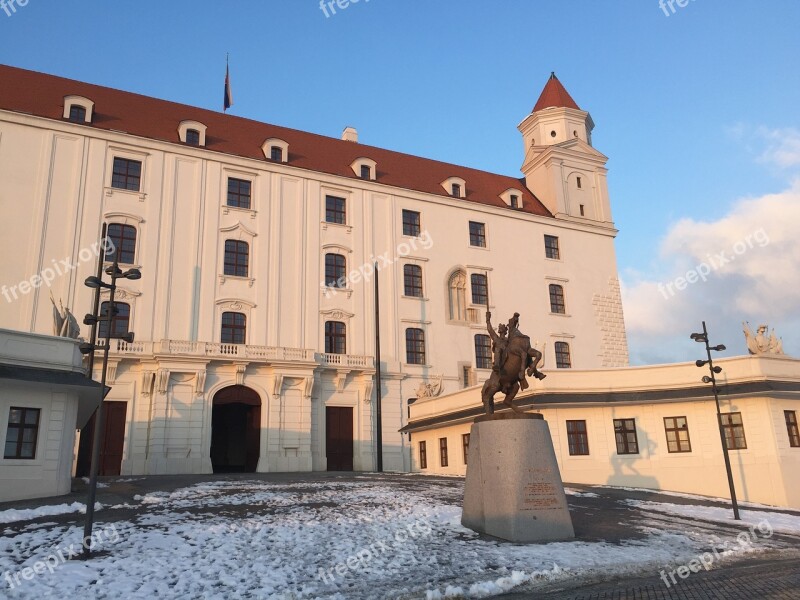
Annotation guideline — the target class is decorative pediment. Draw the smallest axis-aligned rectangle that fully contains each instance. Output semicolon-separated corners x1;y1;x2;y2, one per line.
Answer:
320;309;354;322
219;221;257;239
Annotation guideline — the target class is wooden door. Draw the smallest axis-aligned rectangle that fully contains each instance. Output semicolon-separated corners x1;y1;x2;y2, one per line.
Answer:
99;401;127;476
326;407;354;471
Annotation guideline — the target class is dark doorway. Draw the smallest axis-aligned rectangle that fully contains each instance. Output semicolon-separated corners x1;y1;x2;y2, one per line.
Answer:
76;401;127;477
326;406;354;471
211;386;261;473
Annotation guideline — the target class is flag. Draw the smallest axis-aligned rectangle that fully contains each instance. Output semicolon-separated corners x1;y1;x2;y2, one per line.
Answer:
223;61;233;112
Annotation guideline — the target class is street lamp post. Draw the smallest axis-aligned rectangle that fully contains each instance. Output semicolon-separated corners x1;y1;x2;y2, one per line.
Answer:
690;321;740;520
78;248;140;557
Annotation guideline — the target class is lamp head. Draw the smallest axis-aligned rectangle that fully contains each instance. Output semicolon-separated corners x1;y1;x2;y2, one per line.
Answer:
711;344;726;352
713;365;722;374
702;375;712;384
690;333;707;343
122;268;141;281
84;276;103;289
120;332;135;344
695;359;708;368
78;342;95;355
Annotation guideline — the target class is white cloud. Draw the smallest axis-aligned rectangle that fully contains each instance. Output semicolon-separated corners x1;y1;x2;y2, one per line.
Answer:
621;181;800;365
756;127;800;169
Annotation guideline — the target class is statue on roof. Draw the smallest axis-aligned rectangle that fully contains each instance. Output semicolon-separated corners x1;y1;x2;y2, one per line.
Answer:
743;322;784;356
50;292;81;340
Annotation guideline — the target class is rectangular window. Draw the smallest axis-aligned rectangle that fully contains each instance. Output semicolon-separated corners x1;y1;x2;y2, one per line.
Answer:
4;407;41;459
403;264;423;297
576;176;582;189
469;221;486;247
451;183;461;197
325;254;347;287
786;411;800;448
107;223;137;265
325;195;346;225
664;416;692;453
221;312;246;344
270;146;283;162
360;165;371;180
68;105;86;123
439;437;448;467
566;420;589;455
555;341;572;369
227;178;252;209
325;321;347;355
462;366;472;388
721;412;747;450
405;328;426;365
470;273;488;305
614;418;639;455
98;301;130;339
510;195;519;209
579;204;585;216
224;240;249;277
186;129;200;146
549;284;566;314
402;210;421;237
419;441;427;469
111;157;142;192
474;334;492;370
462;433;470;465
544;235;560;260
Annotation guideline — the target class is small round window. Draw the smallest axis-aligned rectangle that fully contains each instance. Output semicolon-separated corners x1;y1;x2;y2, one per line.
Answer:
550;130;557;138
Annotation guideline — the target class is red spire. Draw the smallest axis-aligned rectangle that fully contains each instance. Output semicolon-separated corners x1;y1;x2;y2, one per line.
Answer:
533;72;580;112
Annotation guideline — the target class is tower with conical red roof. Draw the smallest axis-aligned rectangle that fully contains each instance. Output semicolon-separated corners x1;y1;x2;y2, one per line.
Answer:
518;73;612;224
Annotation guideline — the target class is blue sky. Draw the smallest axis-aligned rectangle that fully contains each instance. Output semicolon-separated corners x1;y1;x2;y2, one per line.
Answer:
2;1;799;363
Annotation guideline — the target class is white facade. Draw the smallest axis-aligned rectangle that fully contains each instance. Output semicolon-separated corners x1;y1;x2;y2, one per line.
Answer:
406;355;800;509
0;66;628;476
0;329;100;501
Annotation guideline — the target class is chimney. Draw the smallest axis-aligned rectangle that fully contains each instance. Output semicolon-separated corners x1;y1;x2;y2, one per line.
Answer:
342;126;358;143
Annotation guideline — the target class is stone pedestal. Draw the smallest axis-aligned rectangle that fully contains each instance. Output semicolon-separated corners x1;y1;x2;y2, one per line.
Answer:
462;413;575;542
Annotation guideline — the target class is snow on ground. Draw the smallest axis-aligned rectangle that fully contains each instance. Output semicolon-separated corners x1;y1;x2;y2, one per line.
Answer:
624;499;800;535
598;485;792;510
0;503;101;525
0;479;793;599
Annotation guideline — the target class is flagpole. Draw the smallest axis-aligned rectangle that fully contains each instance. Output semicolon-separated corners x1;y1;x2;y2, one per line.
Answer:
374;262;383;473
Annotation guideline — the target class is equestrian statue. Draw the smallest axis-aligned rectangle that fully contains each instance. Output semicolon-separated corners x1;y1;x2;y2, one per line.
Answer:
481;311;545;414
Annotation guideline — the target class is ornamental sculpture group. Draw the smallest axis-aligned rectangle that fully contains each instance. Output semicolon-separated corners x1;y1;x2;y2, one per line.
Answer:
481;311;545;415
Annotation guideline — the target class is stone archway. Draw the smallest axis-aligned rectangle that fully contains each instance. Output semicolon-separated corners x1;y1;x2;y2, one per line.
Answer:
210;385;261;473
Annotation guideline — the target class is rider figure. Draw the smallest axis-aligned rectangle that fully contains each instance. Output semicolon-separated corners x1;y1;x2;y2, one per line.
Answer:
506;312;532;390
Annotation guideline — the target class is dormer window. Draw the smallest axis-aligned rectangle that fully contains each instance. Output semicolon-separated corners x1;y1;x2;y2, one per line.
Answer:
350;158;376;181
186;129;201;146
262;138;289;163
62;95;94;123
441;177;466;198
68;105;87;124
500;188;525;209
178;121;207;146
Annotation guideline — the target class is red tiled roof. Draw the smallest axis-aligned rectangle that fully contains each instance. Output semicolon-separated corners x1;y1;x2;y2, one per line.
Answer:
533;72;580;112
0;64;552;218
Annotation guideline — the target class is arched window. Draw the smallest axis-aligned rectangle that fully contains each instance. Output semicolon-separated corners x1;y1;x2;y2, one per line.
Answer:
186;129;201;146
68;105;87;123
325;321;346;354
474;334;492;370
405;328;426;365
107;224;137;265
325;254;347;287
224;240;249;277
471;273;488;305
555;341;572;369
448;270;467;321
549;284;566;314
403;264;423;297
98;301;130;338
221;312;246;344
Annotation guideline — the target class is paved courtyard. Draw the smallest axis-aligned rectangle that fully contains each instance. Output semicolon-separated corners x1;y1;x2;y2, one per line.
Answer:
1;473;799;599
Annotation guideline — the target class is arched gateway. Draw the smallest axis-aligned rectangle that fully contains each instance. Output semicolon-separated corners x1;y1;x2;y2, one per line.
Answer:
210;385;261;473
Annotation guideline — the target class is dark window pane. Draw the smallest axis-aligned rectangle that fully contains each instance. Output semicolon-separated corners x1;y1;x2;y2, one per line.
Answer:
186;129;200;146
544;235;560;259
721;413;747;449
270;146;283;161
549;284;566;314
325;196;346;225
471;274;488;305
555;342;571;368
227;178;252;209
325;321;347;354
98;302;130;338
404;264;423;297
613;418;639;455
360;165;371;180
224;240;249;277
325;254;347;287
68;105;86;123
510;195;519;209
474;334;492;370
419;441;427;469
4;407;40;459
221;312;246;344
107;224;137;264
439;437;448;467
469;221;486;247
566;420;589;455
405;329;426;365
786;411;800;448
451;184;461;197
462;433;470;464
111;158;142;192
402;210;421;237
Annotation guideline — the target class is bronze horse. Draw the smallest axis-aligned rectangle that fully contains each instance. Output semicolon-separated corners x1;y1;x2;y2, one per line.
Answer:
481;313;546;414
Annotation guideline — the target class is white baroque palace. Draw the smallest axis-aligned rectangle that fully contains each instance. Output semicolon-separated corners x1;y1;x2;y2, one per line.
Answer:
0;66;628;476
